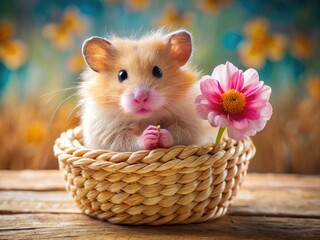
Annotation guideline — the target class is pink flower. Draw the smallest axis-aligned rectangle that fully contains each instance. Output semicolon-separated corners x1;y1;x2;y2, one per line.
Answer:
195;61;273;141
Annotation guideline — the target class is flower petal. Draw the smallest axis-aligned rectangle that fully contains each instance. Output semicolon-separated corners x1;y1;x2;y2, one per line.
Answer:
246;84;271;105
227;125;247;141
223;61;239;91
228;119;261;141
229;116;249;129
243;68;260;87
260;102;273;120
246;98;268;108
249;118;267;132
200;78;222;104
230;111;270;141
208;112;217;127
212;62;238;91
241;81;264;97
194;95;212;119
230;70;245;91
208;113;229;128
243;107;260;120
200;77;214;95
257;85;272;101
211;64;225;81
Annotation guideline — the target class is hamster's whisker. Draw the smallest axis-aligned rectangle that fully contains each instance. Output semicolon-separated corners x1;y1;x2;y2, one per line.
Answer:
41;86;79;104
41;87;78;98
66;102;82;121
99;94;121;97
108;108;124;117
101;101;119;105
163;106;178;127
49;93;78;128
158;83;187;92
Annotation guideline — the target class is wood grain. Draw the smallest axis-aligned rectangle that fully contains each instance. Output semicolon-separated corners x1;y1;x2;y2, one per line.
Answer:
0;190;80;214
1;187;319;217
0;170;65;191
0;213;319;240
0;170;319;239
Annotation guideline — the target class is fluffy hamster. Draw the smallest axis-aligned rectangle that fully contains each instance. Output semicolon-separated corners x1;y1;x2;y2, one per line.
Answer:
80;30;210;151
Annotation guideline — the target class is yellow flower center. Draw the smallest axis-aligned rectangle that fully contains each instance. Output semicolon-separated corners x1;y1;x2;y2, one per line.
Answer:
221;89;246;114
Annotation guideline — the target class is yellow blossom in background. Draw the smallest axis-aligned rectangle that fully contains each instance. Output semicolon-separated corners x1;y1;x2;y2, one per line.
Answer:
268;34;286;61
61;8;88;36
244;18;269;42
0;40;27;70
239;17;286;69
0;21;14;43
156;4;192;29
125;0;150;12
238;41;266;68
291;34;313;60
43;23;74;50
43;7;88;50
0;100;79;169
197;0;232;15
307;77;320;99
25;121;46;144
67;52;85;73
0;20;28;70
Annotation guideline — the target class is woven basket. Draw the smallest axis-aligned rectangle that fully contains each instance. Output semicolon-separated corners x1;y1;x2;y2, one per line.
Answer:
54;126;256;225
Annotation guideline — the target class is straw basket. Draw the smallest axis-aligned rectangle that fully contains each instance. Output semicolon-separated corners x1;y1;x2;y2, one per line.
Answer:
54;126;256;225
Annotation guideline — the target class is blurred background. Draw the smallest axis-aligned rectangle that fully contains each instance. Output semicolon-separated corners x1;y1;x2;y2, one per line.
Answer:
0;0;319;173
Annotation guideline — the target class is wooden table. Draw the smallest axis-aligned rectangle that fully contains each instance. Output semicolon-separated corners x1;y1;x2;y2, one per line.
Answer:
0;170;319;239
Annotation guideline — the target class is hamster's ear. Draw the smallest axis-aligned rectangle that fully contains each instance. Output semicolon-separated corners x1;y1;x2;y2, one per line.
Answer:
167;30;192;66
82;37;117;73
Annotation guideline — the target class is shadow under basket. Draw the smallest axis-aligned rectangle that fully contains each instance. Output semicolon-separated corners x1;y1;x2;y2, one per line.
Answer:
54;127;256;225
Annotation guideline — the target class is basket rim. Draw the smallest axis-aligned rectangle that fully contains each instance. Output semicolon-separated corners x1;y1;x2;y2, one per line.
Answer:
55;126;254;152
54;126;255;167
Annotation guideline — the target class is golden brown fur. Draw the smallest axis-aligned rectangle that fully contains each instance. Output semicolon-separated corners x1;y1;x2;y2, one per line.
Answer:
80;30;213;151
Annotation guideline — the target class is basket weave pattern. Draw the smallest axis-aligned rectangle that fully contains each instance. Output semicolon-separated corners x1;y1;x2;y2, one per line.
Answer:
54;127;256;225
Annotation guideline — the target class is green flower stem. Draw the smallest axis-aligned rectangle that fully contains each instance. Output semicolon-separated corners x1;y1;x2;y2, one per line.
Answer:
215;127;226;145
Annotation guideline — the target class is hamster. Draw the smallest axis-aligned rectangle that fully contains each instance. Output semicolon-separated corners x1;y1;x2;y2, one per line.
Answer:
79;30;212;152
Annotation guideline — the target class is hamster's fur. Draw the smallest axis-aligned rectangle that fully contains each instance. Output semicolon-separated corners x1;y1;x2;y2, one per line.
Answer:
80;30;213;151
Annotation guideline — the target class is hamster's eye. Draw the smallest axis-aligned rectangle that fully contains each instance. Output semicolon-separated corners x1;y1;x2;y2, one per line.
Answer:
152;66;162;78
118;69;128;82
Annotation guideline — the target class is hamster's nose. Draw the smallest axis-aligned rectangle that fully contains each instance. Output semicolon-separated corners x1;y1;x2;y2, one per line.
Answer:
133;90;150;104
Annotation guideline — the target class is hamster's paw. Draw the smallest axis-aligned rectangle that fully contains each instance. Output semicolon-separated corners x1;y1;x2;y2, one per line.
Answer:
141;125;160;150
158;129;174;148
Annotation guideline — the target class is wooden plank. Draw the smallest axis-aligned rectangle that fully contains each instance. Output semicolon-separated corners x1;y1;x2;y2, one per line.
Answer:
0;213;319;240
1;170;319;191
1;186;319;218
228;188;320;218
0;170;65;191
0;191;80;214
0;171;319;239
243;173;320;190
